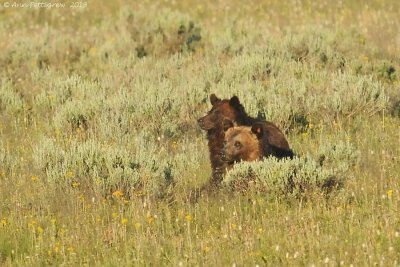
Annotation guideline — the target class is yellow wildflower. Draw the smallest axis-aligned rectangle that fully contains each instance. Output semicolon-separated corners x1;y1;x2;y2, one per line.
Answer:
112;190;124;197
172;141;178;150
59;227;66;236
387;189;393;199
185;214;192;223
31;175;39;182
71;181;80;188
121;218;128;225
28;220;37;228
147;215;154;224
1;218;7;226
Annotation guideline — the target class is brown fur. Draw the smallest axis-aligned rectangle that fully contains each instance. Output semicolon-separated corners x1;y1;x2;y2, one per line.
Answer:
204;122;230;185
222;120;294;173
251;122;294;159
198;94;294;185
197;94;238;184
221;126;261;171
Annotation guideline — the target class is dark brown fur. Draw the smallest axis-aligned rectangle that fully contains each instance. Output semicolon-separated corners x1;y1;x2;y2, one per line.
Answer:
222;120;292;169
198;94;294;185
204;121;230;185
251;122;294;159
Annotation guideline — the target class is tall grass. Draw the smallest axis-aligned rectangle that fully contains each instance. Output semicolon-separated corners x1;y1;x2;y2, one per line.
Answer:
0;0;399;265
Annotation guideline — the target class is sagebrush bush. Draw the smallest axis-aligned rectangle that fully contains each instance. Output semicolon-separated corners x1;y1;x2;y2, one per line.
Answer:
0;79;25;114
223;157;333;196
0;142;17;178
315;141;360;173
32;134;204;197
224;141;359;196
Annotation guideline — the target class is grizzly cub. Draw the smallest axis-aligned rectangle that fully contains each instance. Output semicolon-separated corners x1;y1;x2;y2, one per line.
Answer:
221;123;261;171
198;94;293;184
221;119;293;171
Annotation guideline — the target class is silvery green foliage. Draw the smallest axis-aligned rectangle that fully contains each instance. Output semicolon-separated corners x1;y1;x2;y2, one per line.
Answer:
206;48;387;130
223;141;359;195
0;141;20;178
315;141;361;173
22;20;388;136
6;8;392;198
33;74;106;132
327;74;387;117
0;142;11;176
204;28;388;130
52;99;97;132
33;73;99;110
223;157;333;195
0;79;25;114
32;134;203;196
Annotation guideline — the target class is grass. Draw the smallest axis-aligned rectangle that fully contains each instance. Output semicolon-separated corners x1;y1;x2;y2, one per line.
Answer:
0;0;400;265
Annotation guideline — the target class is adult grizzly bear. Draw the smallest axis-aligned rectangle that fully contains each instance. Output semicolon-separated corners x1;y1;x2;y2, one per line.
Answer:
197;94;293;184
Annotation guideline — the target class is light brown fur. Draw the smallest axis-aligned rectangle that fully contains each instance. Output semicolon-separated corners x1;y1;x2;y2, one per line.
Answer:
222;126;261;170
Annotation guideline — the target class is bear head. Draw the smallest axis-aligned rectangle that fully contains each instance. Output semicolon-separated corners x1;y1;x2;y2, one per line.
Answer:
220;119;264;164
197;94;244;131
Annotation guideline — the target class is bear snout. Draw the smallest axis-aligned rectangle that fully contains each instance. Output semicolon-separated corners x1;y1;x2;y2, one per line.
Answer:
197;116;213;130
197;117;206;129
219;150;230;162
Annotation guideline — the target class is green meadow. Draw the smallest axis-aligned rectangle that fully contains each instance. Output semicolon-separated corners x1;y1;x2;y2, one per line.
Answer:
0;0;399;265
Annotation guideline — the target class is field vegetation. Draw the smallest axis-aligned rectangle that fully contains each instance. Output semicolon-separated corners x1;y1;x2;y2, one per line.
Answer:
0;0;399;265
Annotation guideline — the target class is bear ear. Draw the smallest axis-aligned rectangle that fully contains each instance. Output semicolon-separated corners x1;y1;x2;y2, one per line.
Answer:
251;123;264;139
210;94;221;105
229;96;241;108
223;118;234;131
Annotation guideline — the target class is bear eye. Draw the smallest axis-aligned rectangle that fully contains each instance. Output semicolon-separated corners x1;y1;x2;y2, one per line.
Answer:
214;110;221;115
234;141;242;148
223;140;227;146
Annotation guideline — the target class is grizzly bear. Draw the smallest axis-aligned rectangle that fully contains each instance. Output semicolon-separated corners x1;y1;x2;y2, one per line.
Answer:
197;94;293;184
221;123;261;171
221;119;293;170
197;95;230;185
